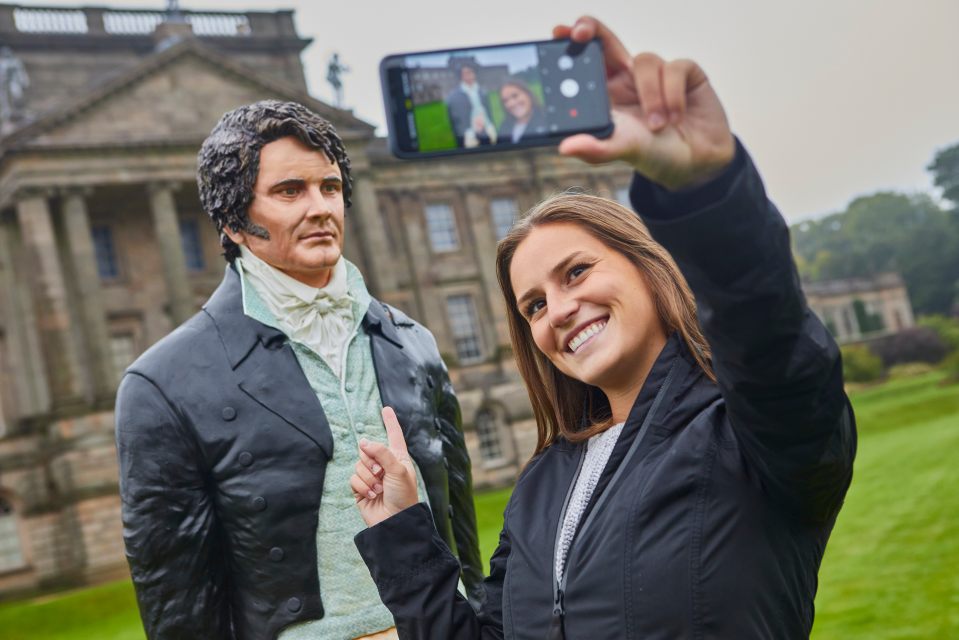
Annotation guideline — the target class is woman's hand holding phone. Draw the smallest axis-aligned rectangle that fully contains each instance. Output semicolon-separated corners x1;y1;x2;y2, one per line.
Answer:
352;407;420;527
555;16;736;191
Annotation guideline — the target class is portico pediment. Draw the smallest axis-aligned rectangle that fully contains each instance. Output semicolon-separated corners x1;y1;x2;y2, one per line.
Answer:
0;39;373;153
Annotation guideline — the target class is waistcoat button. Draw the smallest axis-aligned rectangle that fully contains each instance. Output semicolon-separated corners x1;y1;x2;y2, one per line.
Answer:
238;451;253;467
252;496;267;511
222;407;237;421
287;597;302;613
269;547;284;562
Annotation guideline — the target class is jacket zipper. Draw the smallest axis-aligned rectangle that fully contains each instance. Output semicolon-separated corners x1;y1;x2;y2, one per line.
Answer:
551;362;679;626
552;446;585;621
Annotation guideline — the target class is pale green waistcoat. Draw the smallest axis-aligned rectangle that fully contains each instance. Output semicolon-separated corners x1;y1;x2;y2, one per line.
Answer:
239;260;426;639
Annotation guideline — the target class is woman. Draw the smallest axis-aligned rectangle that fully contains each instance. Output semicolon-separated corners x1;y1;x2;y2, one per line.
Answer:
498;77;547;143
350;16;855;639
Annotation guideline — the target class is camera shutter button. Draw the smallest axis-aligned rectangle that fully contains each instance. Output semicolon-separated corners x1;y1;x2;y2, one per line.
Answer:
560;79;579;98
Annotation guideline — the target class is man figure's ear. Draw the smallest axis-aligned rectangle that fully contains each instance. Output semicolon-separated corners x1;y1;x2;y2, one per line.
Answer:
223;226;245;247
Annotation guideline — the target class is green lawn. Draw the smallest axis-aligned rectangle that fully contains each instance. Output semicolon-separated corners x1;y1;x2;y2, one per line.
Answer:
0;579;142;640
411;100;456;152
812;371;959;639
1;370;955;638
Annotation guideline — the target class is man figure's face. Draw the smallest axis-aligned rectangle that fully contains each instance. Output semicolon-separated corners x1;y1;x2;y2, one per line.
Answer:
460;66;477;86
224;136;345;288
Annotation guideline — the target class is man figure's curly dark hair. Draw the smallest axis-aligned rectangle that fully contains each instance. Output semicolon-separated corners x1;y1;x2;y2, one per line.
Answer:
197;100;353;262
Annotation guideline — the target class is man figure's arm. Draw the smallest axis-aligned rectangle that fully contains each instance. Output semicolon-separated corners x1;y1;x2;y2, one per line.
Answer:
116;372;233;639
432;358;486;609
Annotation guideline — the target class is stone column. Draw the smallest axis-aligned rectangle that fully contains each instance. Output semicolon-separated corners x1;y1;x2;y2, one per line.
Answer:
61;188;116;400
462;188;508;352
0;212;50;417
148;183;194;325
15;191;84;409
350;175;398;296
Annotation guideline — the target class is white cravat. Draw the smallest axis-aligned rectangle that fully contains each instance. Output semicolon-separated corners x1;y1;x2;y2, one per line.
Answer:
237;246;354;376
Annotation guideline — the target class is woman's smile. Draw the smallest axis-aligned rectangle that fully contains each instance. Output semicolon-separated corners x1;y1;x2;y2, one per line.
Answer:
566;316;609;354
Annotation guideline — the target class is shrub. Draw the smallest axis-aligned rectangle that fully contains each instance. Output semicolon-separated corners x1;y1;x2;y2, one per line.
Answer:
868;327;948;367
887;362;936;379
841;344;884;383
918;314;959;352
941;350;959;384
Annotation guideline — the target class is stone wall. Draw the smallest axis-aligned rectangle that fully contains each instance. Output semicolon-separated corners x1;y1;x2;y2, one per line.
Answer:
0;410;124;600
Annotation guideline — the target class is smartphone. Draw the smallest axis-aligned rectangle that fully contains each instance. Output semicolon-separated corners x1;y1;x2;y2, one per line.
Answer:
380;38;613;159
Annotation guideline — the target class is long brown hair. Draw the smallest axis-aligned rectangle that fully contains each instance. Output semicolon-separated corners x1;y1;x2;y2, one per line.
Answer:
495;193;714;455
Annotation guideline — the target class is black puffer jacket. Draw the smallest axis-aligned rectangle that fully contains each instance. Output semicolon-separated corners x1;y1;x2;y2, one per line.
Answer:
115;267;483;639
356;143;856;639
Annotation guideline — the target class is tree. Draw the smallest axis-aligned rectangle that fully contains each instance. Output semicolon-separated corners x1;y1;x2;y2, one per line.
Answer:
792;192;959;315
928;141;959;207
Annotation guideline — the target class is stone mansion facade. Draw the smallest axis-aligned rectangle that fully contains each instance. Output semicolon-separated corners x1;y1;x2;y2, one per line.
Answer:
0;3;633;597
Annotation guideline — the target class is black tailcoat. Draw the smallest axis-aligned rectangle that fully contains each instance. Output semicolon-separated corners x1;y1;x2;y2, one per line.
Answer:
115;266;483;639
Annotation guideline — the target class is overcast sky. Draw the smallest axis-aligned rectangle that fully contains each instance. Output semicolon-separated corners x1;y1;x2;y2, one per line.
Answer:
24;0;959;221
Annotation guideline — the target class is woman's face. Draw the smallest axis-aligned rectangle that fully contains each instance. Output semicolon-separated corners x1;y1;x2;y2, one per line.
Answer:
500;84;533;123
510;222;667;396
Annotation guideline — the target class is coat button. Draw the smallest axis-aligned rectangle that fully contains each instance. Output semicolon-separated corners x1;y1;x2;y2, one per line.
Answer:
345;382;355;393
238;451;253;467
269;547;284;562
222;406;237;421
252;496;267;511
287;597;302;613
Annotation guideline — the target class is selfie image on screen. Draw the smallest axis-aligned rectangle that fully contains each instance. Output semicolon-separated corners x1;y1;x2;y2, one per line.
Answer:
400;42;608;153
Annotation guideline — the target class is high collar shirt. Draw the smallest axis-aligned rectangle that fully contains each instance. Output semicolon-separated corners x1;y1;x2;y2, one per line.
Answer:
237;246;354;377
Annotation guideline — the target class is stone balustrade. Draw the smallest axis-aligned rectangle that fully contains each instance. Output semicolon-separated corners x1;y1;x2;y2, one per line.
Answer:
0;3;298;38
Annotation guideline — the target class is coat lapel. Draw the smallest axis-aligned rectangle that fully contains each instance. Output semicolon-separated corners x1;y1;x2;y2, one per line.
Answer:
364;301;420;441
205;266;334;458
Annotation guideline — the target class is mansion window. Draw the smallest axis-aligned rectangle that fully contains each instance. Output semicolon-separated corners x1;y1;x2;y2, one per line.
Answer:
91;225;120;280
446;294;483;364
490;197;519;240
110;333;137;379
179;219;206;272
425;204;460;252
474;410;506;463
0;498;25;573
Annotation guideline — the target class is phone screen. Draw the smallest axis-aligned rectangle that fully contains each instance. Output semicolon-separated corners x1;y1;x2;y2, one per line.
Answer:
381;39;611;158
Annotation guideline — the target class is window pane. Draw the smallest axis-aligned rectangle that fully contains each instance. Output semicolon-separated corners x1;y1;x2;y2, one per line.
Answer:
475;411;505;462
91;226;119;279
446;294;483;364
490;198;518;240
0;499;25;572
425;204;460;252
179;219;206;272
110;334;136;378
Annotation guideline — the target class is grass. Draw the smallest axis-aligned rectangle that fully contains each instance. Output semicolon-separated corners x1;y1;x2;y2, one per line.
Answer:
474;486;513;563
1;370;955;638
812;371;959;639
411;100;457;152
0;579;142;640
